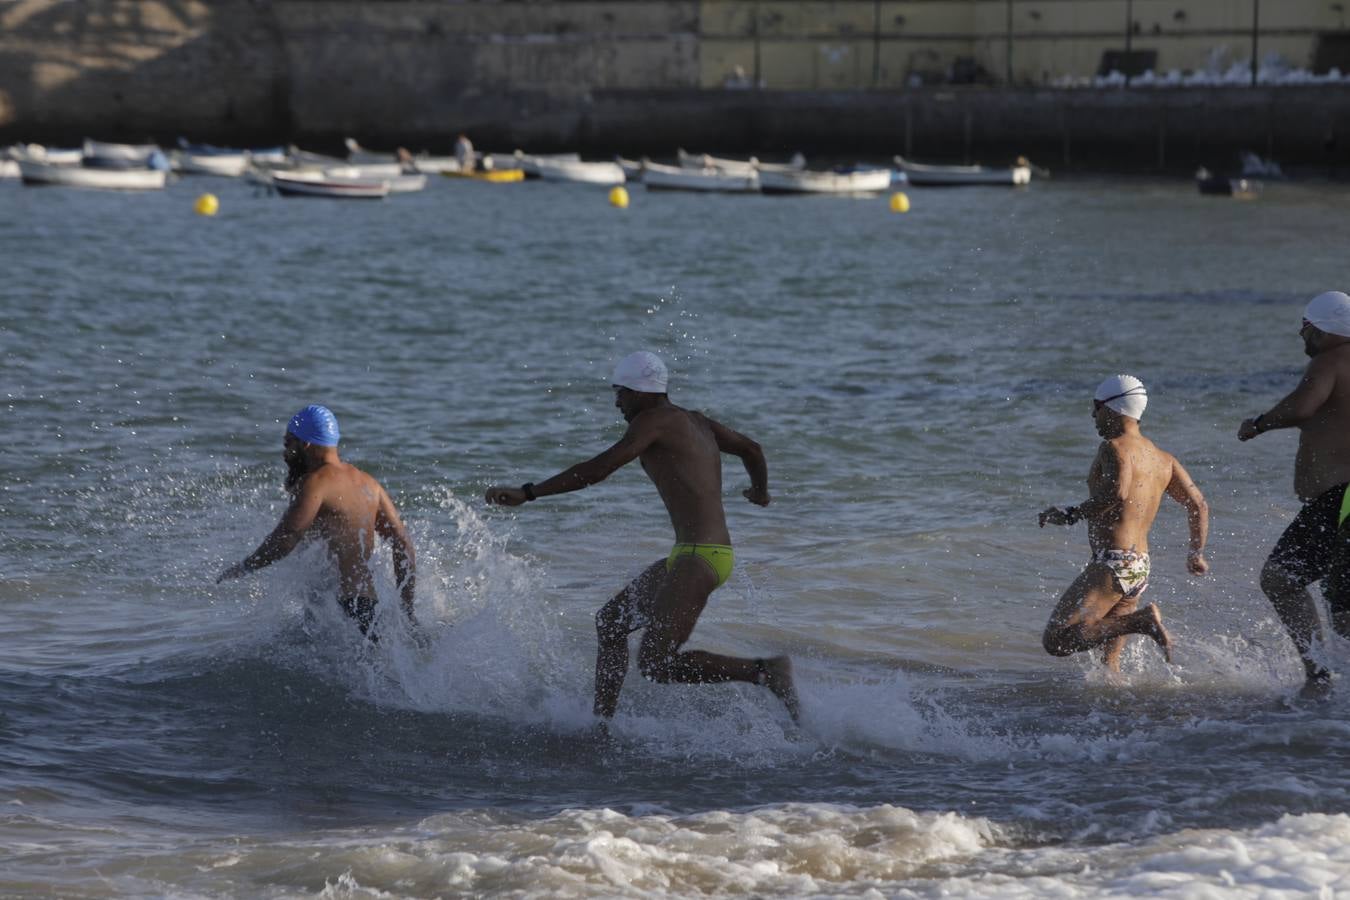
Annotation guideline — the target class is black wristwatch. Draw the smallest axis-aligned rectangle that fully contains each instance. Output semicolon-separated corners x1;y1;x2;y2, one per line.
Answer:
521;482;537;502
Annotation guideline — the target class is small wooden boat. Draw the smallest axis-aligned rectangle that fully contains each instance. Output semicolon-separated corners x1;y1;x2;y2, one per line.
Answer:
270;169;389;199
893;155;1032;186
18;157;168;190
758;167;892;195
323;165;425;192
533;157;625;185
641;159;758;193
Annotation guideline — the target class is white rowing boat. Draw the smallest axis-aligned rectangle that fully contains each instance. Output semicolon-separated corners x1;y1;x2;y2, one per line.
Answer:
325;165;426;194
270;169;390;199
641;159;758;193
893;156;1032;186
758;167;892;195
533;157;625;185
18;157;168;190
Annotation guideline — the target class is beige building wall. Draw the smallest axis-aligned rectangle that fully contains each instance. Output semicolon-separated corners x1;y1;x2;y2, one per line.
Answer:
700;0;1348;88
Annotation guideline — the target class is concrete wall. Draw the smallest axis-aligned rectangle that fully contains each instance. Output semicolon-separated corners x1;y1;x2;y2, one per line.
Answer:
700;1;1346;89
0;0;1347;167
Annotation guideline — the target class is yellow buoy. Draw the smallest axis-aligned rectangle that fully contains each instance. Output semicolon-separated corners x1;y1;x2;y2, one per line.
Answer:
608;185;630;209
889;192;910;214
194;193;220;217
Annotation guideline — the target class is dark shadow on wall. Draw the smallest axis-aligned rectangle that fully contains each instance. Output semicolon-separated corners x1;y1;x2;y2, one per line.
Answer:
0;0;290;145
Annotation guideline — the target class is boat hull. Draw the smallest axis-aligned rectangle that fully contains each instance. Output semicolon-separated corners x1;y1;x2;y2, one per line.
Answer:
758;168;892;195
271;171;390;198
18;160;167;190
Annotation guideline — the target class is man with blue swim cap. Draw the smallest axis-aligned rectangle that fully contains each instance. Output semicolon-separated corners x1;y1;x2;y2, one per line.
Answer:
218;404;418;636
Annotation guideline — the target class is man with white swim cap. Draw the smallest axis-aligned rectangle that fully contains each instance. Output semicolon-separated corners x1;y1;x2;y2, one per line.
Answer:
1039;376;1210;670
1238;291;1350;698
485;351;799;724
218;405;418;636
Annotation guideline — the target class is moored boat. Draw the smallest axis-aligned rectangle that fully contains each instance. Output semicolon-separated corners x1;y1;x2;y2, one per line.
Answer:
270;169;390;199
641;159;758;193
893;155;1032;186
533;157;625;185
18;157;168;190
758;166;892;195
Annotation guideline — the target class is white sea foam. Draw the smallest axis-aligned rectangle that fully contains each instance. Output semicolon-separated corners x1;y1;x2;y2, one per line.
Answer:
38;806;1350;899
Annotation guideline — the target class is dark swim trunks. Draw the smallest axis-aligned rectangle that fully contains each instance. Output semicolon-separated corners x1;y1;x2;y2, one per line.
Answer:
338;595;377;635
1267;482;1350;613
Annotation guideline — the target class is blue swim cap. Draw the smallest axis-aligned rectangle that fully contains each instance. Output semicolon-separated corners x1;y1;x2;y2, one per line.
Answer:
287;405;340;446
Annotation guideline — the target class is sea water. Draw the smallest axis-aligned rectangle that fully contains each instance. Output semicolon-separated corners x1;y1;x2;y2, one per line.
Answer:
2;173;1349;897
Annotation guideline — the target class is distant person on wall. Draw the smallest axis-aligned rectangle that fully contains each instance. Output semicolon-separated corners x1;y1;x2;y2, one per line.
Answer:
1238;291;1350;699
1039;376;1210;671
454;133;475;173
484;351;799;725
217;405;417;637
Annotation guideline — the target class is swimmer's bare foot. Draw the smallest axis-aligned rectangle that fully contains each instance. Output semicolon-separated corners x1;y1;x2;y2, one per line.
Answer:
1298;671;1333;702
1140;604;1173;664
759;656;800;723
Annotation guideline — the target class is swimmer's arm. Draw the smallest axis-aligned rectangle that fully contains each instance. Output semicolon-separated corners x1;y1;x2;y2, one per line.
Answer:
1240;356;1337;438
706;416;770;506
488;421;659;506
1165;457;1209;573
375;488;416;621
216;481;323;582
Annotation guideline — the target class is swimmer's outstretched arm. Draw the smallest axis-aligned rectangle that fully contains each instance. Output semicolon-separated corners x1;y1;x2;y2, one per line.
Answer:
485;419;658;507
216;480;323;582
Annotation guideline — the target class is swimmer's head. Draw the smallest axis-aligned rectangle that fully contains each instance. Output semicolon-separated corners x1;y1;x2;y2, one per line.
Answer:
286;404;341;447
1301;291;1350;356
1093;375;1147;433
611;351;668;422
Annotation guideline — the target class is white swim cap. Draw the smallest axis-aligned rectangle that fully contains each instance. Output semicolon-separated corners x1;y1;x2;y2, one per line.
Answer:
1303;291;1350;338
611;350;668;394
1094;374;1148;420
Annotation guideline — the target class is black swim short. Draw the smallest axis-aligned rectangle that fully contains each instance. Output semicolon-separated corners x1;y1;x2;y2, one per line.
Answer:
1267;482;1350;613
339;595;378;635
